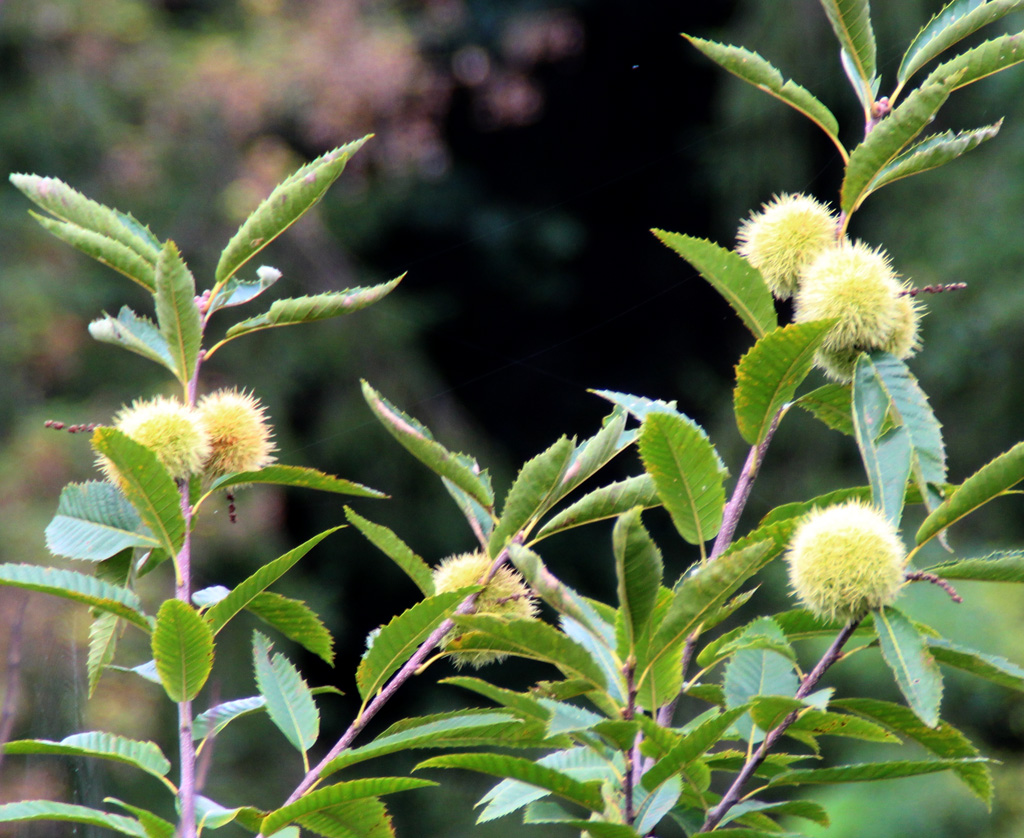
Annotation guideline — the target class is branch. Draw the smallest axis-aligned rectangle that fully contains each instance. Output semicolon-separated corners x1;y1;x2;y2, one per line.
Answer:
698;617;863;833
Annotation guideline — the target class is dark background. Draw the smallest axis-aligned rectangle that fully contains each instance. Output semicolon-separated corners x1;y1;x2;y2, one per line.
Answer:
3;1;1024;836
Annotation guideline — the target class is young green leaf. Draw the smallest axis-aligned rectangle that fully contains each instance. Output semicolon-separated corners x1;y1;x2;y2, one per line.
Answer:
0;563;150;631
535;474;660;541
45;481;158;561
638;411;728;549
875;606;943;727
153;241;201;387
924;29;1024;92
246;592;334;665
152;599;215;703
193;696;267;741
841;78;953;214
261;778;435;837
489;436;575;555
205;527;341;634
900;0;1024;86
852;355;912;525
867;123;1002;193
651;230;776;339
416;752;606;814
928;637;1024;691
4;732;172;787
796;383;854;435
253;631;319;755
215;136;370;285
87;611;121;696
88;307;176;373
343;507;434;596
206;464;384;499
923;549;1024;582
734;320;835;445
556;409;630;498
0;801;148;836
361;381;493;508
217;277;402;348
613;508;663;648
207;265;282;314
91;428;185;558
356;590;470;703
917;441;1024;546
106;800;175;838
818;0;877;87
646;539;775;676
683;36;845;158
833;697;991;803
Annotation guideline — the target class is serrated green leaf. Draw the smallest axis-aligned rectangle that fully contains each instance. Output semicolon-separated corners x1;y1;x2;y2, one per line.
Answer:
924;29;1024;92
591;389;680;421
869;122;1002;193
720;798;830;829
443;676;552;719
295;798;393;838
153;241;201;386
724;620;799;741
785;708;899;743
769;756;985;786
0;801;147;836
651;230;776;339
852;355;913;525
758;487;872;528
88;307;176;373
639;411;727;548
219;278;402;346
535;474;660;541
362;381;493;508
357;590;470;702
525;804;640;838
253;631;319;754
557;409;630;496
91;428;184;557
917;441;1024;545
796;382;854;435
842;78;953;214
193;695;267;741
899;0;1024;85
642;705;749;790
833;696;991;802
152;599;214;702
875;606;943;727
343;507;434;596
489;437;575;554
4;732;171;786
261;777;435;836
697;616;798;670
734;321;835;445
683;36;844;156
322;710;523;775
247;592;334;665
215;137;369;284
87;611;121;696
614;508;663;648
45;481;158;560
924;549;1024;582
0;563;150;630
928;637;1024;691
207;464;384;498
818;0;877;86
443;474;496;539
417;752;605;814
646;540;774;678
560;615;626;707
205;528;340;633
452;615;608;689
635;774;681;834
106;800;175;838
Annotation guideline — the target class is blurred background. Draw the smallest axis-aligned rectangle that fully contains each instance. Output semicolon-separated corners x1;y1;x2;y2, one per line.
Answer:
2;0;1024;835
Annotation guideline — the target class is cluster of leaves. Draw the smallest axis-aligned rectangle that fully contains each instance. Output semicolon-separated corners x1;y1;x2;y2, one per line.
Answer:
5;2;1024;838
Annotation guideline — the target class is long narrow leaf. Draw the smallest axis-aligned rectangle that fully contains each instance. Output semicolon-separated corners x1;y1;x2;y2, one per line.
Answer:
246;592;334;665
152;599;214;703
0;801;147;836
4;732;171;785
193;696;267;741
818;0;877;87
868;123;1002;193
343;507;434;596
924;29;1024;91
638;411;728;548
613;508;663;647
253;632;319;754
875;606;943;727
535;474;660;540
683;36;844;157
923;550;1024;582
769;757;986;786
651;231;776;339
207;464;384;498
153;241;201;386
917;441;1024;545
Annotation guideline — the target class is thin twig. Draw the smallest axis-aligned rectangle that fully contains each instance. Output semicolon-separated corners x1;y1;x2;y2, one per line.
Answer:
900;283;967;297
698;617;863;833
905;570;963;603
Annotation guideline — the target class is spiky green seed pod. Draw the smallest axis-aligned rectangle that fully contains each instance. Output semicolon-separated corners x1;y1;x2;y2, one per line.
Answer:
196;389;276;477
736;193;837;300
786;500;906;622
432;551;538;668
795;241;921;381
98;395;211;486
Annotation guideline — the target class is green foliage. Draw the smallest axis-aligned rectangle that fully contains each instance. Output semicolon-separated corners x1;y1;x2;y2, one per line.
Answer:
8;3;1024;837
